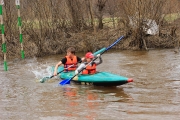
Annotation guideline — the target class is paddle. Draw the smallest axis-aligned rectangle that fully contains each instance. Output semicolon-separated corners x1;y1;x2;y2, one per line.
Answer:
59;36;124;86
39;47;106;83
39;64;75;83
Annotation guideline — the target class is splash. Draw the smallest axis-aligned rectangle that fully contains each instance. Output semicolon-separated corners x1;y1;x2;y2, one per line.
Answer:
32;66;53;79
24;58;54;79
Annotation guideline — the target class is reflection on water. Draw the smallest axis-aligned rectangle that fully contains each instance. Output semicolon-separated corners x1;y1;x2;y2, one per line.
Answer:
59;86;133;120
0;49;180;119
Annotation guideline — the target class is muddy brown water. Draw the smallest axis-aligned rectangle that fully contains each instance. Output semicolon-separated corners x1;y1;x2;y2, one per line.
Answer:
0;49;180;120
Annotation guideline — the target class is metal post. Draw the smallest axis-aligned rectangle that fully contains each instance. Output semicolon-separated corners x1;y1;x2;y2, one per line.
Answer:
16;0;24;59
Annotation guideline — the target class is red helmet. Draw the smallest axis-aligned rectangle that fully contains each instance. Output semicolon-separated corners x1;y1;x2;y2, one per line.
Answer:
85;52;94;59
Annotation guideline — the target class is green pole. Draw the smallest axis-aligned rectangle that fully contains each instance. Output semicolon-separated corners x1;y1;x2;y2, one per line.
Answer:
16;0;24;59
0;1;8;71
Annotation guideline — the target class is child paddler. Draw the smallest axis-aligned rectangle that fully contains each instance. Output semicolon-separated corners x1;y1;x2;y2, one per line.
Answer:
53;47;84;76
75;52;102;75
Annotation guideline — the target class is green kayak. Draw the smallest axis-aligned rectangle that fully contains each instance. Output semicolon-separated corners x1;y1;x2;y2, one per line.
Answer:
57;67;133;86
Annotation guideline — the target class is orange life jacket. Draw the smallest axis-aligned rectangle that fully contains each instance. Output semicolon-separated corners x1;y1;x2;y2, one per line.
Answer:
64;56;78;71
82;63;96;74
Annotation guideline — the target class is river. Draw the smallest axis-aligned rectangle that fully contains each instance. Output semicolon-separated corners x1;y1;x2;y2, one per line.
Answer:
0;49;180;120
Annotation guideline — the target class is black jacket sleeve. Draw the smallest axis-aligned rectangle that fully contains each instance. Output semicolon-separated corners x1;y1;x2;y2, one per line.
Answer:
61;58;67;64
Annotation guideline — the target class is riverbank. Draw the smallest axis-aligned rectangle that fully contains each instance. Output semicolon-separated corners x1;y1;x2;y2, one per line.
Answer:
1;27;179;61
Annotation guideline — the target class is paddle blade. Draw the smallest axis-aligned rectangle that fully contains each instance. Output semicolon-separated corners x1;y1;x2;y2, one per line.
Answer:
39;77;50;83
59;79;71;85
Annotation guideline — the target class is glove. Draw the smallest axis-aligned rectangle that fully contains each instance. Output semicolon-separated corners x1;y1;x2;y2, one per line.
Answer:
75;70;79;75
96;54;101;57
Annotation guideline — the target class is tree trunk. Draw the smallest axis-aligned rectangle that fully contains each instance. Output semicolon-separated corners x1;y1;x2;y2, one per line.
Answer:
98;15;103;29
143;39;148;50
89;0;96;33
66;0;81;30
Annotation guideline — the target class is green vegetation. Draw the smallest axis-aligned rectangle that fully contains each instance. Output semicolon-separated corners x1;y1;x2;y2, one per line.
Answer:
164;13;180;22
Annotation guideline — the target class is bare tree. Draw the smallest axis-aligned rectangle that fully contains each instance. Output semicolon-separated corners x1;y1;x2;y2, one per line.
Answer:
2;0;180;59
106;0;119;29
93;0;107;29
65;0;87;30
